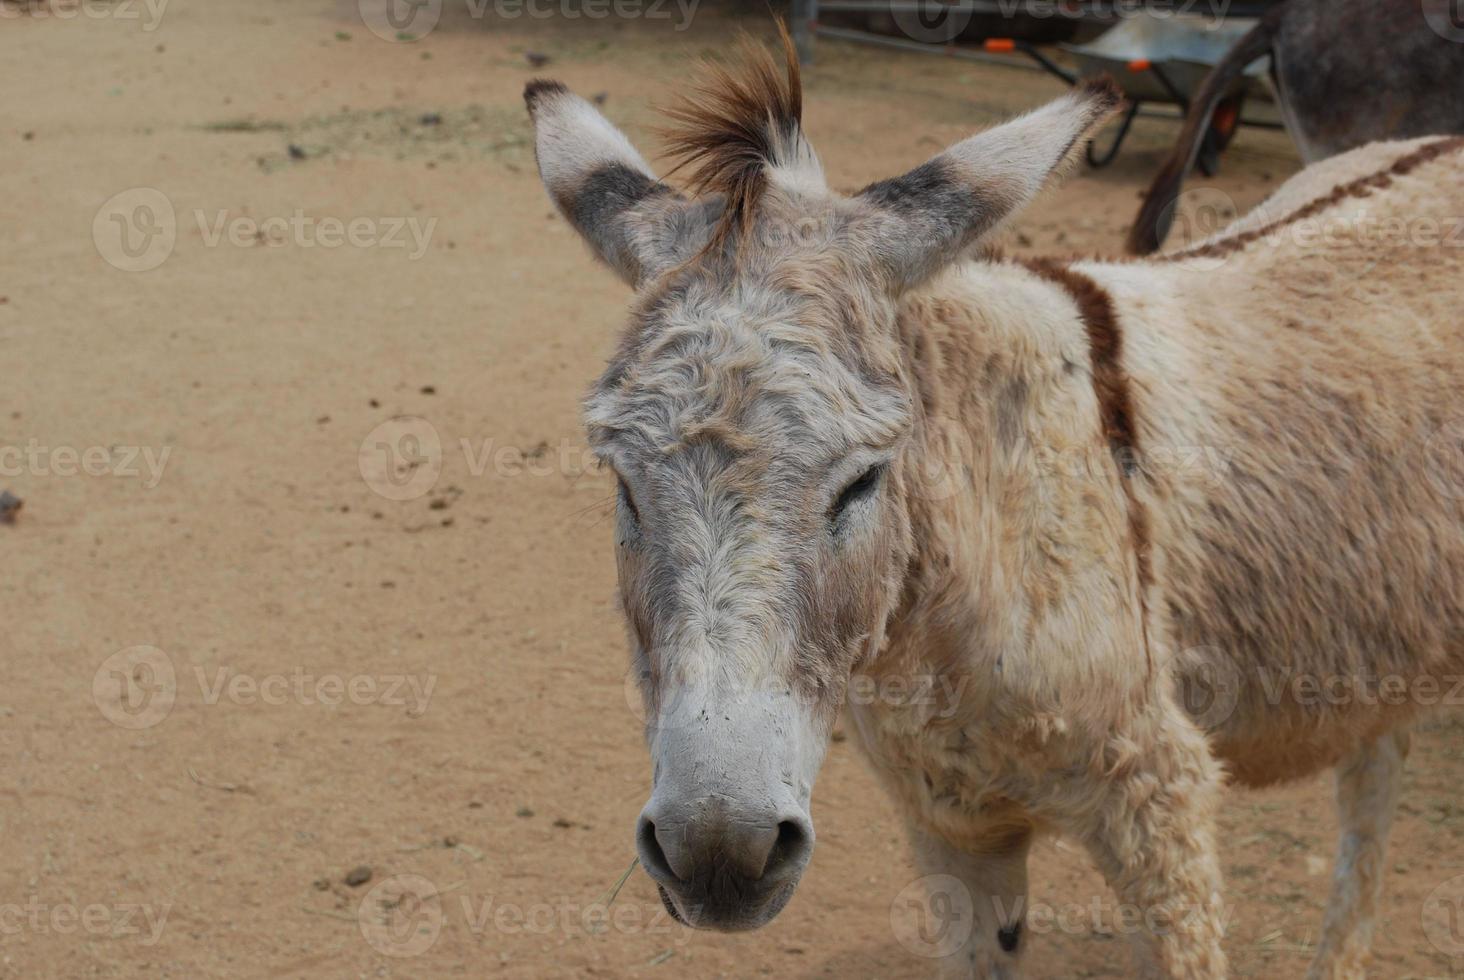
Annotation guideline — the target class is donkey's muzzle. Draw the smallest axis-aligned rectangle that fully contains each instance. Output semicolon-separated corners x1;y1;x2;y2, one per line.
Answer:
636;797;814;931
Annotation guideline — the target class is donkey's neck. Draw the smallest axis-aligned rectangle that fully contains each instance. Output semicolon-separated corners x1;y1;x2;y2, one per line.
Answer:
879;259;1152;726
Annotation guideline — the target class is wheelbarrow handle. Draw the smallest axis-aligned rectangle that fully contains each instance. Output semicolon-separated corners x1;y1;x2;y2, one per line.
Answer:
982;38;1077;86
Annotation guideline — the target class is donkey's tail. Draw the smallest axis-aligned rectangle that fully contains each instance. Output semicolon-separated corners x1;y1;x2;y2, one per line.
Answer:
1125;8;1284;255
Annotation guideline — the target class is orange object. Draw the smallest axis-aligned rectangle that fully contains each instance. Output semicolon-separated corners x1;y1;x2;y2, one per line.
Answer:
1213;102;1239;135
1127;58;1152;72
984;38;1016;53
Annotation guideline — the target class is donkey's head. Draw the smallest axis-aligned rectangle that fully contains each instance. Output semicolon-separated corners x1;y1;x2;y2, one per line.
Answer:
526;31;1117;931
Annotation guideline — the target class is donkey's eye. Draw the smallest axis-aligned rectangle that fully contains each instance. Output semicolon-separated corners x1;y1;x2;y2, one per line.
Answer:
830;464;885;525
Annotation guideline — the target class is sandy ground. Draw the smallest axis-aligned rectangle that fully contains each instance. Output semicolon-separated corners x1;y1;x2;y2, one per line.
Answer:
4;1;1464;977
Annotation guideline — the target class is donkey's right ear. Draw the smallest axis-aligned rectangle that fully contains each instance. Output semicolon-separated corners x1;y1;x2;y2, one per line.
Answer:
525;80;709;288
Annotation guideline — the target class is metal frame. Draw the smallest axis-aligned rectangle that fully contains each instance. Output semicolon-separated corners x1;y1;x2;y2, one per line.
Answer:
789;0;1285;170
791;0;1280;61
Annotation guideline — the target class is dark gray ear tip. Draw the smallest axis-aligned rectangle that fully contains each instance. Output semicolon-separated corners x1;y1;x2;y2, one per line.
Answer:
524;78;569;114
1078;73;1125;114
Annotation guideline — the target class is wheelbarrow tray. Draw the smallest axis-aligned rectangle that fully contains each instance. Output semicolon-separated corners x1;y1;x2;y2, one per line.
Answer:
1059;13;1272;104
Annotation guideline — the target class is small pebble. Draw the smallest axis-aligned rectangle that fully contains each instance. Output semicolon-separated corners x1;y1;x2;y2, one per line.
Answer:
344;866;372;887
0;491;22;525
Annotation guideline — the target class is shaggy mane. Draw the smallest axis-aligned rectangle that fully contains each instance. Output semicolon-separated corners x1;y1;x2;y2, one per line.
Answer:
659;22;804;246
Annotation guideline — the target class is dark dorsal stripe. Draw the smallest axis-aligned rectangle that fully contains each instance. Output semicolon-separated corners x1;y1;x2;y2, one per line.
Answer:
1161;135;1464;263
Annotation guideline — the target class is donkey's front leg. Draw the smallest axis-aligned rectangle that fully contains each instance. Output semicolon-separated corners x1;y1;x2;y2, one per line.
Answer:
906;822;1033;979
1305;728;1410;980
1075;702;1229;979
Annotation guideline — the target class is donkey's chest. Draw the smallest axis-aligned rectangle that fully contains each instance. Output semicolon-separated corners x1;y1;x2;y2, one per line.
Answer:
845;694;1071;840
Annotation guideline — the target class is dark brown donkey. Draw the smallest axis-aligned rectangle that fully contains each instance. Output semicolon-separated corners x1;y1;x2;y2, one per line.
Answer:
1129;0;1464;254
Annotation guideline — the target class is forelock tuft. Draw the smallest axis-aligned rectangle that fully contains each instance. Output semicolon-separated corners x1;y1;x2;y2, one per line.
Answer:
658;22;808;247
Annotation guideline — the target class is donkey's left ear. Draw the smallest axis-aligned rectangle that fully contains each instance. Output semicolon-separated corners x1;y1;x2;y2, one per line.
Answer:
855;77;1123;291
525;80;710;288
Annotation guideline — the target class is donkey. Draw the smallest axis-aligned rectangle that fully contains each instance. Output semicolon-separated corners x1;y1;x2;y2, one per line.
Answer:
1128;0;1464;254
525;30;1464;979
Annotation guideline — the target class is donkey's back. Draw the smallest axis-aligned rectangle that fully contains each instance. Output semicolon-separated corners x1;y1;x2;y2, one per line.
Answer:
1093;136;1464;786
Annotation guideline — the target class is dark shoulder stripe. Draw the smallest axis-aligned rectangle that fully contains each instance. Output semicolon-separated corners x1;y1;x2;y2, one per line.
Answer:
1020;258;1154;631
1020;259;1138;470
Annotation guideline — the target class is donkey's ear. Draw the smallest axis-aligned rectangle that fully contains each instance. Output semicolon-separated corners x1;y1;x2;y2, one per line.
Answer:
855;78;1123;291
525;80;710;287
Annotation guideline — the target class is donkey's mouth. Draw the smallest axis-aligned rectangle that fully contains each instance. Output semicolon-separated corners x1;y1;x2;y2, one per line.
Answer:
652;877;799;932
657;885;687;925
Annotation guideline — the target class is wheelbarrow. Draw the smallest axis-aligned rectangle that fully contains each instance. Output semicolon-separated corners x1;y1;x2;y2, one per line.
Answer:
983;12;1278;172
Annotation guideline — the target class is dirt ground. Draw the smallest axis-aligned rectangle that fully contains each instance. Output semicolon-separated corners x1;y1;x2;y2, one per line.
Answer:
5;1;1464;977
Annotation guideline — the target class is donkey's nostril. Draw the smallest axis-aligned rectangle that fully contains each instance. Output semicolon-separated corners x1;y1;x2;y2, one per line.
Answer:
636;814;682;882
765;817;813;880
